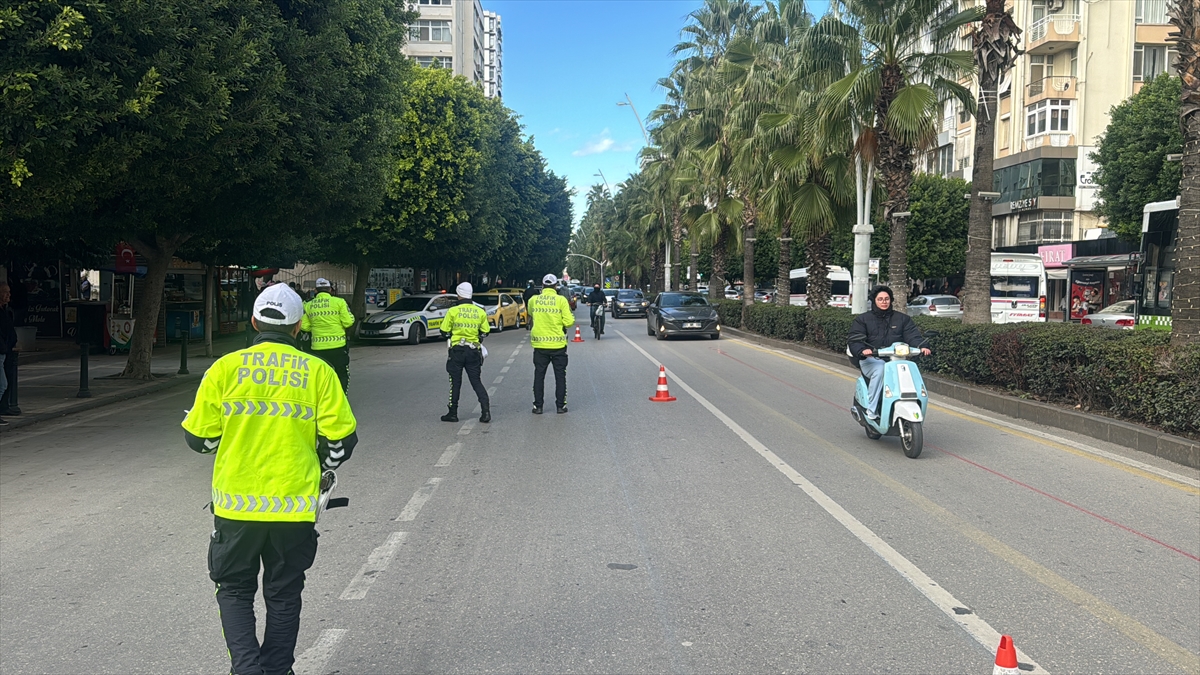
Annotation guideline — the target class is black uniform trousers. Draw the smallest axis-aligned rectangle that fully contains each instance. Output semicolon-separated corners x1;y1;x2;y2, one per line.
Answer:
532;346;568;409
313;346;349;393
447;345;489;412
208;516;318;675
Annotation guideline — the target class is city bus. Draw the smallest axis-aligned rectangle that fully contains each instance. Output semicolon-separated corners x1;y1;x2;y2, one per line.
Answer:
991;252;1047;323
789;266;853;307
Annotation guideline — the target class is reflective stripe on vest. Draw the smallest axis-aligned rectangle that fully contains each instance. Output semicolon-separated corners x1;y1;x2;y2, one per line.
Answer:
212;488;317;514
223;400;315;420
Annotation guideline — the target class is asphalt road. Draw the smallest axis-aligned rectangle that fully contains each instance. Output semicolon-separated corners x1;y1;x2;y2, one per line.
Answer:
1;309;1198;674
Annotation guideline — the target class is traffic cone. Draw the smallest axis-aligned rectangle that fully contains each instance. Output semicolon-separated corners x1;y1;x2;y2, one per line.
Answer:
992;635;1020;675
571;326;585;342
649;365;677;402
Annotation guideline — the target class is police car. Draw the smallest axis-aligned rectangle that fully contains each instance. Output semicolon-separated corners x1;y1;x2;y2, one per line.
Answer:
356;294;457;345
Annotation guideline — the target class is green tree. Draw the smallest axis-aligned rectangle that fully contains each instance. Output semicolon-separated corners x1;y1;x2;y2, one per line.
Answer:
905;174;970;280
1091;73;1184;242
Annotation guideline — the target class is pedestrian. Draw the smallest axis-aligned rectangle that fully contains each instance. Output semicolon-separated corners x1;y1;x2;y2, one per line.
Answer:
529;273;575;414
440;282;491;423
522;280;537;331
301;278;354;392
0;282;17;426
182;283;358;675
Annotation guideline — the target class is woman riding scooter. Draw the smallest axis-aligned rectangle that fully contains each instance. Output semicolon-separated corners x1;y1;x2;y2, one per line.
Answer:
847;285;930;422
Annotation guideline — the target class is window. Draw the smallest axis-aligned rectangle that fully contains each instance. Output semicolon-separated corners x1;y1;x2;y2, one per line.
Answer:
414;56;452;69
1016;211;1073;244
936;145;954;176
993;158;1076;201
1136;0;1168;24
1028;54;1054;95
998;116;1011;149
410;20;451;43
1133;44;1177;81
959;106;972;125
417;0;451;5
993;219;1007;249
1025;99;1071;137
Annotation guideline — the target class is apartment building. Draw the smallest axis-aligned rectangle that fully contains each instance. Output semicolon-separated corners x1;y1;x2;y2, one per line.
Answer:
926;0;1176;248
404;0;500;97
483;10;502;99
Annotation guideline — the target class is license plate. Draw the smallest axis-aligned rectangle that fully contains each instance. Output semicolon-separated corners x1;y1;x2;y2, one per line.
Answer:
684;322;701;329
362;330;378;336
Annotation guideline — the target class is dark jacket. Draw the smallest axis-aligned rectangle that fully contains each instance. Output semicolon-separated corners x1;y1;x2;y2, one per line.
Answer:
0;305;15;355
522;286;538;305
847;308;926;368
585;288;607;305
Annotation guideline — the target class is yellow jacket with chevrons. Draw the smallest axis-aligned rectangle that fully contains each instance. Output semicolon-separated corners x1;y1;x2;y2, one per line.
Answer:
302;292;354;350
529;287;574;350
443;302;490;346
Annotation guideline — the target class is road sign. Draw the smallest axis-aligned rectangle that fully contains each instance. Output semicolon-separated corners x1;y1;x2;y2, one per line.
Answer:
869;258;880;275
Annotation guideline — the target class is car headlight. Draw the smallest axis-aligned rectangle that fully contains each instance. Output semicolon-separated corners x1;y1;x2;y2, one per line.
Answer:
488;309;497;316
641;302;648;307
618;302;626;307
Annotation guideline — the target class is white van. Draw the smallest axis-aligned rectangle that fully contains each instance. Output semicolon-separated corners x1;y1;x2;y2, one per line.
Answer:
789;266;853;307
991;253;1047;323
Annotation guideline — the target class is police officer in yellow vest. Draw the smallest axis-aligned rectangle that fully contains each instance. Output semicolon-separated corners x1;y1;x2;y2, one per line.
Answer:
441;282;491;423
301;278;354;392
183;283;358;675
529;273;575;414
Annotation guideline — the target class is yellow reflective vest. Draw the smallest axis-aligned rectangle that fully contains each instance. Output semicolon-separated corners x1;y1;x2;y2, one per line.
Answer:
529;288;575;350
444;302;489;346
182;339;357;522
302;293;354;350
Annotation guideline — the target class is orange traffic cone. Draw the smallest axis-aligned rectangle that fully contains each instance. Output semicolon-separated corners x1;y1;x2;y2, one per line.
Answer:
571;326;585;342
649;365;677;402
992;635;1020;675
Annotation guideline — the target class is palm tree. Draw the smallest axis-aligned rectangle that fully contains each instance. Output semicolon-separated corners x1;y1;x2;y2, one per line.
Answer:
962;0;1021;324
1169;0;1199;344
809;0;979;309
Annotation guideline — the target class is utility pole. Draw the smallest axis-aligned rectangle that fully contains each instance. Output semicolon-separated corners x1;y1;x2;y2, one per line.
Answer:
619;93;671;292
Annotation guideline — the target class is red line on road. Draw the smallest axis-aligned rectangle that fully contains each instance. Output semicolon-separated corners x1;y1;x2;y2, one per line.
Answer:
714;347;1200;563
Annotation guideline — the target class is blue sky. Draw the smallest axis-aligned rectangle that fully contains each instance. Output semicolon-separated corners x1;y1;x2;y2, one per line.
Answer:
487;0;831;223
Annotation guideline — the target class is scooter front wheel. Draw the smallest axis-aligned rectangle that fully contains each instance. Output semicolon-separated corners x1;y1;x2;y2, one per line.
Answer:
898;419;923;458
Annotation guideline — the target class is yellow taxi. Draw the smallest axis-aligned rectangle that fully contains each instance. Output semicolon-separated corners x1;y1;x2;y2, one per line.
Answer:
474;292;523;331
492;287;530;326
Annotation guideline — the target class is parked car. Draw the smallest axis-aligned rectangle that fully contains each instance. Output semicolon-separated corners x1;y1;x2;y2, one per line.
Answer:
613;289;649;318
647;292;721;340
474;292;523;331
357;293;457;344
907;294;963;319
1080;299;1136;330
754;288;775;303
697;283;709;294
492;287;530;325
724;284;744;300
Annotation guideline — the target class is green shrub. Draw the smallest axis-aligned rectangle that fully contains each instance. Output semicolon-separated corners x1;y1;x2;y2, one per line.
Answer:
743;303;808;341
715;299;742;328
805;308;854;352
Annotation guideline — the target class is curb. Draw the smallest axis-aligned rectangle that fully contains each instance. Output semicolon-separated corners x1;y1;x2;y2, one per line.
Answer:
0;373;202;433
723;327;1200;470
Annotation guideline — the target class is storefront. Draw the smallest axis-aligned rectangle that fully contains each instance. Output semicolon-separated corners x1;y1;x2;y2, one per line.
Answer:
1062;253;1141;321
4;259;65;339
164;259;206;341
217;267;252;335
1038;243;1073;321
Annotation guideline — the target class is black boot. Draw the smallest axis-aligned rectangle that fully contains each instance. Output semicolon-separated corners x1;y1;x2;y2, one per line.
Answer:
441;409;459;423
480;409;491;423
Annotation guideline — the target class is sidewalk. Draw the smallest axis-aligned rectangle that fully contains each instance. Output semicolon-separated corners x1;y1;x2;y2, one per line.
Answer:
0;335;248;432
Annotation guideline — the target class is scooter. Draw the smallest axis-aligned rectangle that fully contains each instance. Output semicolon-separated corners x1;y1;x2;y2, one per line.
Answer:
849;342;929;458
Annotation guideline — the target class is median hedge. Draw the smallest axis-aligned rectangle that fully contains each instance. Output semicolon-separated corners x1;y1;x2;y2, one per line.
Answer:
716;301;1199;437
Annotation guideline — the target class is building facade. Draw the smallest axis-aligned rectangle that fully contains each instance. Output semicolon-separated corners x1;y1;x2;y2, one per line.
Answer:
483;10;502;99
403;0;500;99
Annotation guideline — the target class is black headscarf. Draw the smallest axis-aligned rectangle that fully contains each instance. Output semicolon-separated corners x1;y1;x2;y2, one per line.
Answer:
870;285;894;320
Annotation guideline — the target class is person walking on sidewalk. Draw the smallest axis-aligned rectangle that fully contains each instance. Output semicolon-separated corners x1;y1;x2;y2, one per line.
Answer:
529;274;575;414
183;283;358;675
0;282;18;426
440;282;491;424
301;278;354;392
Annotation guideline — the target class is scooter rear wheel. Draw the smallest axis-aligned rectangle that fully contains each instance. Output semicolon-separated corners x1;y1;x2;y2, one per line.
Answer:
899;419;923;458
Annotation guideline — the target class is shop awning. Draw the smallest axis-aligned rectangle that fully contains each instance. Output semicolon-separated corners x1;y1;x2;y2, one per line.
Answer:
1062;253;1143;268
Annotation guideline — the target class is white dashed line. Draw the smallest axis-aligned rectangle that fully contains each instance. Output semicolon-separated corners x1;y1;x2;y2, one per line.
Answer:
506;358;514;365
293;629;347;675
339;532;408;600
458;418;477;435
435;443;462;467
396;477;443;521
493;375;504;384
500;366;510;373
487;386;497;395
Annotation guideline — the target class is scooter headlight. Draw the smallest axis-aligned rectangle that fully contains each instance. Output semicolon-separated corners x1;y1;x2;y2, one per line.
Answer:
895;344;910;357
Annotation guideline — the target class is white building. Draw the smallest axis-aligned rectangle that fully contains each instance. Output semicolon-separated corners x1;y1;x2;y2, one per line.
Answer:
404;0;500;98
483;10;503;99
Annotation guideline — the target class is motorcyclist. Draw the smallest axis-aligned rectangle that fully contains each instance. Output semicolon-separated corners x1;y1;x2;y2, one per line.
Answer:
847;285;930;421
585;284;607;333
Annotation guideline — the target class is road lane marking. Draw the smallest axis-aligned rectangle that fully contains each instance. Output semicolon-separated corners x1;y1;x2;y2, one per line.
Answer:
436;443;462;468
656;338;1200;673
500;366;510;373
458;418;477;435
487;386;497;395
726;338;1200;494
511;349;520;357
396;477;443;521
614;330;1047;672
340;532;407;600
293;628;347;675
506;358;514;365
493;375;504;384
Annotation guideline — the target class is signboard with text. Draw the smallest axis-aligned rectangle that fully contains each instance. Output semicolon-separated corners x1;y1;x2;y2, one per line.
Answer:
1038;243;1074;268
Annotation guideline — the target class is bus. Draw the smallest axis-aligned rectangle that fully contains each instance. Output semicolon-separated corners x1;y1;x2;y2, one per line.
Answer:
991;252;1047;323
1137;199;1178;330
789;266;853;307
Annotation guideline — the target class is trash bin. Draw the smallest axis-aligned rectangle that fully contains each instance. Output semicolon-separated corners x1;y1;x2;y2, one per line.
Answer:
14;326;36;353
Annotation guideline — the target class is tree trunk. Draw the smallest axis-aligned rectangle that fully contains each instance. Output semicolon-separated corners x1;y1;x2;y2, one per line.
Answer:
351;257;371;324
710;226;727;301
650;246;663;294
690;235;699;290
1174;107;1200;344
741;203;757;324
204;265;215;357
876;66;915;311
776;219;792;306
122;234;187;380
806;228;832;310
671;207;683;291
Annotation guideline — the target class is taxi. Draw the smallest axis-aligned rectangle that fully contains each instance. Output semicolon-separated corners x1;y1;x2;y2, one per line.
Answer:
356;293;457;344
492;287;530;326
474;291;523;331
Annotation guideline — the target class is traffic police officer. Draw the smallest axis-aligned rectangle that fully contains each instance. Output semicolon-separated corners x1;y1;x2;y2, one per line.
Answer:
529;273;575;414
441;282;491;424
183;283;358;675
301;278;354;392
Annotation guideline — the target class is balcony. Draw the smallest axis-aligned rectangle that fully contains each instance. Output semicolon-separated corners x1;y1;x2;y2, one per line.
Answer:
1026;76;1078;105
1027;14;1080;55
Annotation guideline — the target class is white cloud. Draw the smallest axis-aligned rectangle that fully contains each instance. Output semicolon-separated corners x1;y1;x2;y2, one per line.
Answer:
572;128;635;156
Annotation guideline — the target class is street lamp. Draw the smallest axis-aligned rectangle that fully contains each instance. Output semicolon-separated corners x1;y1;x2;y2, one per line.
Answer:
618;93;672;291
567;253;605;286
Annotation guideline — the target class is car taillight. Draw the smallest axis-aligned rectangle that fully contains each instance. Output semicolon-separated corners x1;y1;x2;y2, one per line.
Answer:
1081;318;1093;324
1116;318;1135;327
1039;295;1047;318
928;304;936;312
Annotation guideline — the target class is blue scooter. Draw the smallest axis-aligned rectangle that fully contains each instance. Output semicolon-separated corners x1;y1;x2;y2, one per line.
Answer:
849;342;929;458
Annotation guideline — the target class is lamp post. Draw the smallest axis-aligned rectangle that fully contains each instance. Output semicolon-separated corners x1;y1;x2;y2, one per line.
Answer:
618;93;672;292
567;253;605;287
